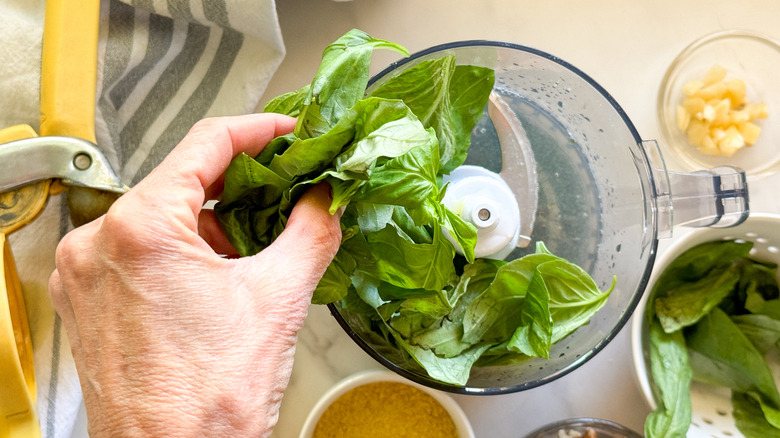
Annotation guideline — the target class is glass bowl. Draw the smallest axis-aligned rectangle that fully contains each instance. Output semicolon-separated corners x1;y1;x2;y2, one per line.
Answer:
631;213;780;437
524;417;642;438
657;29;780;179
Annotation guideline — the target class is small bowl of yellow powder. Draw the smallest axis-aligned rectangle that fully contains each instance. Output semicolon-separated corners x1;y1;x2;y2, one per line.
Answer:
299;370;474;438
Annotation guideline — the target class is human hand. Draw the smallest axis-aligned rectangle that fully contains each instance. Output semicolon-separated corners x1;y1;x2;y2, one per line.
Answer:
48;114;342;437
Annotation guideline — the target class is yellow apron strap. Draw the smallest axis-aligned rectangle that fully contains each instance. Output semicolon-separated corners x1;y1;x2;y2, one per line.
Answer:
0;233;41;438
0;125;44;437
40;0;100;142
0;0;100;433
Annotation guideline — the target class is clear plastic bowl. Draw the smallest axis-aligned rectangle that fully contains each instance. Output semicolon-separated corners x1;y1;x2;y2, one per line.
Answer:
328;39;748;395
329;40;657;395
657;29;780;179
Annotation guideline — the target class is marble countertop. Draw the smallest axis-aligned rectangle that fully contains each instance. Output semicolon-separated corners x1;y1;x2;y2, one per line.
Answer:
264;1;780;437
69;1;780;436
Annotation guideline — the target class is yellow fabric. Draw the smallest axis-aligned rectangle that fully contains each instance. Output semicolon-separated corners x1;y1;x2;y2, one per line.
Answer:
0;234;40;438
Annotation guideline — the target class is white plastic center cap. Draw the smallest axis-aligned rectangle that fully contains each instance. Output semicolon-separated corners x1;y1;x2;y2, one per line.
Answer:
442;165;521;260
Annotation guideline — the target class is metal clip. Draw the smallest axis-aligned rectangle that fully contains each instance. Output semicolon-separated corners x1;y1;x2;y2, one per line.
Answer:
0;136;127;195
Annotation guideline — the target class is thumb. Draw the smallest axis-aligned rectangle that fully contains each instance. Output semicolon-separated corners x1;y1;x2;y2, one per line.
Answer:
264;183;342;284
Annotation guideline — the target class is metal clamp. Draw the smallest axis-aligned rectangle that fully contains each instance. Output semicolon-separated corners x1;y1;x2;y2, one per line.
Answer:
0;136;127;195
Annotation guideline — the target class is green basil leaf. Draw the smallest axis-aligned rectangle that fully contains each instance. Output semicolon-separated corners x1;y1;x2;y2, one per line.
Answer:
733;392;780;437
297;29;409;139
543;261;614;343
651;240;753;300
262;84;310;116
732;314;780;354
355;133;440;207
506;268;552;358
364;225;456;292
686;307;780;408
654;263;741;333
461;253;557;344
214;154;293;255
370;58;495;173
644;319;692;438
392;334;491;386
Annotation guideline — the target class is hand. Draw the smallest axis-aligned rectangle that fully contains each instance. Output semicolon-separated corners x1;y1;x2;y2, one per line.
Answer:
48;114;342;437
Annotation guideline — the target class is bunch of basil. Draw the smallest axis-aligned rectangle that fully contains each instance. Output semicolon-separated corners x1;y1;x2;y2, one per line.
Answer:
215;29;613;385
645;240;780;437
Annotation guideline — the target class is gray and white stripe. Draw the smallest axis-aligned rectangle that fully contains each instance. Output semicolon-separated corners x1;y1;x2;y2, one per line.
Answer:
94;0;284;184
33;1;285;437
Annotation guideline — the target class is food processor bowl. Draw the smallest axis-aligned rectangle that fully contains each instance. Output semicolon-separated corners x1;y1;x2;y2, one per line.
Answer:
329;41;750;394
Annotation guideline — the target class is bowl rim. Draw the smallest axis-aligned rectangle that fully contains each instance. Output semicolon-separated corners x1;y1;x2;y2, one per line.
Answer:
335;39;658;395
523;416;643;438
298;369;474;438
369;39;644;147
656;28;780;179
631;212;780;411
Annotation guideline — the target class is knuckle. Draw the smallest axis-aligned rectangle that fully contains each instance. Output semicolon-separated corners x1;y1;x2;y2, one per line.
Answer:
53;226;97;279
297;218;342;260
96;197;150;254
317;222;343;258
187;117;230;144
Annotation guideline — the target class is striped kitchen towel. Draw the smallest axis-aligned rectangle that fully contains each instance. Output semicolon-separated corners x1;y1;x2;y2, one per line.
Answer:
0;1;285;437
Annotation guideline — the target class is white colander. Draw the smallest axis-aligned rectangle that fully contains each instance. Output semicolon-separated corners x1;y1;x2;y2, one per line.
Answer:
631;213;780;438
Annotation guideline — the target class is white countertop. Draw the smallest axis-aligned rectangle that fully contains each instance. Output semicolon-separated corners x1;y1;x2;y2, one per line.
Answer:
264;1;780;437
70;1;780;436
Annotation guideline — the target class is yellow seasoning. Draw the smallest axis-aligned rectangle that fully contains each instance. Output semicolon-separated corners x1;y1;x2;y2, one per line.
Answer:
312;381;459;438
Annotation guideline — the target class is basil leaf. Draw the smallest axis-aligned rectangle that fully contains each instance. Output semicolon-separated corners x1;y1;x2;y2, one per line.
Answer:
644;319;692;438
334;101;435;174
733;392;780;438
654;262;741;333
355;134;440;207
410;259;503;358
392;334;491;386
370;57;495;173
297;29;409;139
544;260;614;343
364;225;456;292
651;240;753;299
686;307;780;408
267;115;356;181
461;253;556;344
262;84;310;116
644;239;780;438
214;154;293;255
506;268;552;358
732;314;780;354
354;139;477;262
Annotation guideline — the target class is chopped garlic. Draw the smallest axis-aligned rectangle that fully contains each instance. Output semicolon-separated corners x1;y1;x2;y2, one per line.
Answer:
675;64;768;157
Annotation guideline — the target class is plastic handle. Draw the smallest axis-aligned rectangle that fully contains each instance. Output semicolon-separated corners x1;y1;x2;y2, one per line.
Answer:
642;140;750;239
39;0;100;141
666;168;749;229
